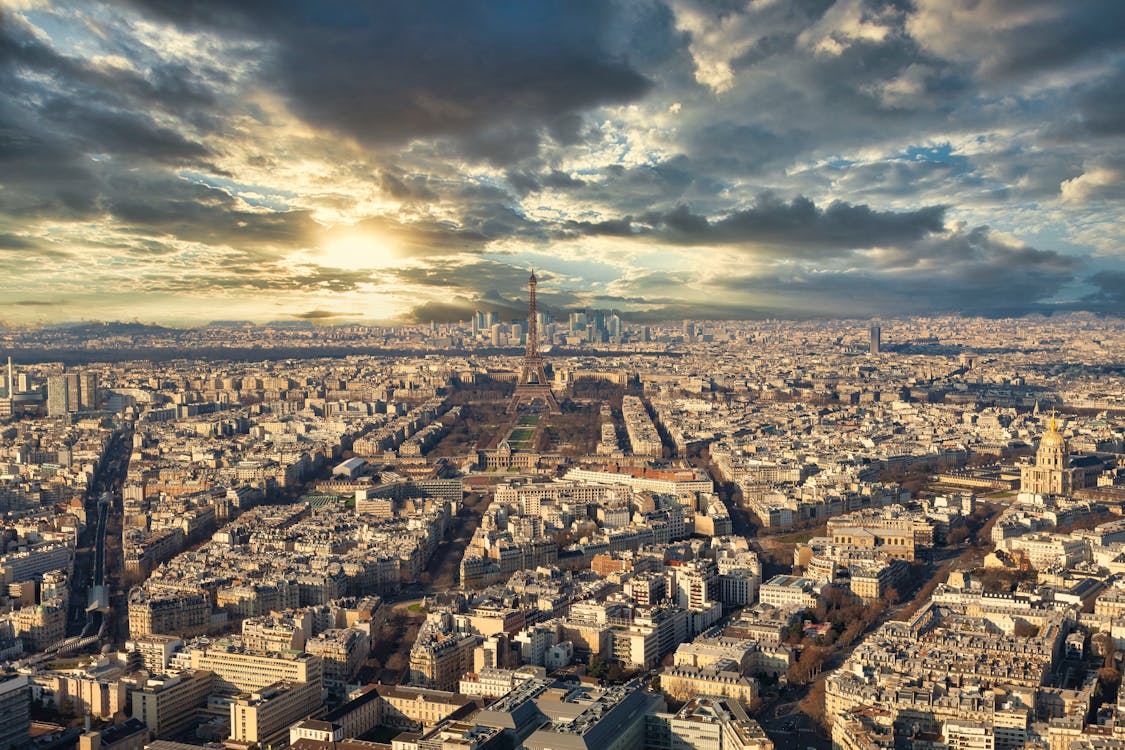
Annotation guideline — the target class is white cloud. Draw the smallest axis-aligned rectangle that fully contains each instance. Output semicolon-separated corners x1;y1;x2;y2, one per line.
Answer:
1060;164;1125;204
797;0;896;58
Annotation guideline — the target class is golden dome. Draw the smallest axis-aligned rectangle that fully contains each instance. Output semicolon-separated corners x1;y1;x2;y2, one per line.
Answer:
1039;415;1065;450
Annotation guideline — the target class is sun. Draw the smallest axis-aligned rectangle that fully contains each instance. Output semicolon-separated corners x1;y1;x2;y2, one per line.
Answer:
319;232;400;268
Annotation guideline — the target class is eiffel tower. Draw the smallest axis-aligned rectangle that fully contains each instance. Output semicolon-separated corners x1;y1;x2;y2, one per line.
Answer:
509;271;561;413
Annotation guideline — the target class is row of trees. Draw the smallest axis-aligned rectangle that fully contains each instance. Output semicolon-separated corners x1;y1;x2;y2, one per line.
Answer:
784;587;892;687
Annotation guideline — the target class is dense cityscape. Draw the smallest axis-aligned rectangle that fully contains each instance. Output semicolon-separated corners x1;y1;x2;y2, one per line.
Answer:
0;273;1122;750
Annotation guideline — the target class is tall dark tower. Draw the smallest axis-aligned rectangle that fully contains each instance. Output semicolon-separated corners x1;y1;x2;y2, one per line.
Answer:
526;272;540;360
510;271;560;413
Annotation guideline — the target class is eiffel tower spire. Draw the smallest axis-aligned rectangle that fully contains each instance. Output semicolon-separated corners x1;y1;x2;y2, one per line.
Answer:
510;270;560;413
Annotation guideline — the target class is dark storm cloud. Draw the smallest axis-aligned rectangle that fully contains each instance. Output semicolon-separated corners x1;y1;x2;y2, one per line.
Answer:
291;309;354;320
106;176;319;250
713;226;1082;317
505;169;588;197
562;218;642;239
864;226;1078;273
0;226;71;259
1079;271;1125;314
457;124;548;167
533;156;733;221
0;233;38;251
0;8;219;117
662;196;946;251
566;195;946;254
0;94;103;220
1074;67;1125;137
963;0;1125;81
378;171;438;203
0;12;212;165
688;121;810;177
128;0;651;161
141;263;376;295
0;8;227;240
38;97;209;162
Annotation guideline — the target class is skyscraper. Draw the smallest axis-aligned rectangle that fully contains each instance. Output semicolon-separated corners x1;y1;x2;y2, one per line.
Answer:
568;311;586;333
65;371;80;410
869;325;882;355
80;371;98;409
47;374;69;416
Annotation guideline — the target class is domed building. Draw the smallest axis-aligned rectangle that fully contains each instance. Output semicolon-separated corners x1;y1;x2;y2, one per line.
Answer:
1019;415;1084;496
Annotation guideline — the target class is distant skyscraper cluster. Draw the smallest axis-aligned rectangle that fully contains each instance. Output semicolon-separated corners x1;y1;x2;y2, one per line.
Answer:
46;370;98;416
469;305;625;347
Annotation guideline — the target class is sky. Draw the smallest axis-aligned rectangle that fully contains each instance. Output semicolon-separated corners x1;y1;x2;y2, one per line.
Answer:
0;0;1123;326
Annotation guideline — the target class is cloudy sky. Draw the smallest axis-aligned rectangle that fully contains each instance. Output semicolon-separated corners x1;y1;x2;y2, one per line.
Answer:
1;0;1122;325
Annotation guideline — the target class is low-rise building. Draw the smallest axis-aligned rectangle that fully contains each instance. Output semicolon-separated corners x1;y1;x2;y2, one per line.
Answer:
757;575;818;610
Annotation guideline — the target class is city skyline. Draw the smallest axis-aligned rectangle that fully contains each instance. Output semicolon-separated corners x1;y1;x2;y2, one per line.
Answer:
2;1;1124;326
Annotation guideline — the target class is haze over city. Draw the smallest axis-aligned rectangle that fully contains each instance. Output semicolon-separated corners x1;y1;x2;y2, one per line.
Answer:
2;0;1123;325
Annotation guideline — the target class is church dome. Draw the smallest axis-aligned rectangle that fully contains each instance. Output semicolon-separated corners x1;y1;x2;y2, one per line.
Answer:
1040;430;1065;449
1039;417;1065;449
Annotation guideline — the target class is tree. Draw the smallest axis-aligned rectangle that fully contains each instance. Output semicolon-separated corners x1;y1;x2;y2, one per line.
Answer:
403;624;421;645
605;662;626;683
787;645;829;686
783;622;804;644
838;619;865;649
1098;667;1121;687
1093;632;1117;669
947;526;971;545
801;677;829;730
